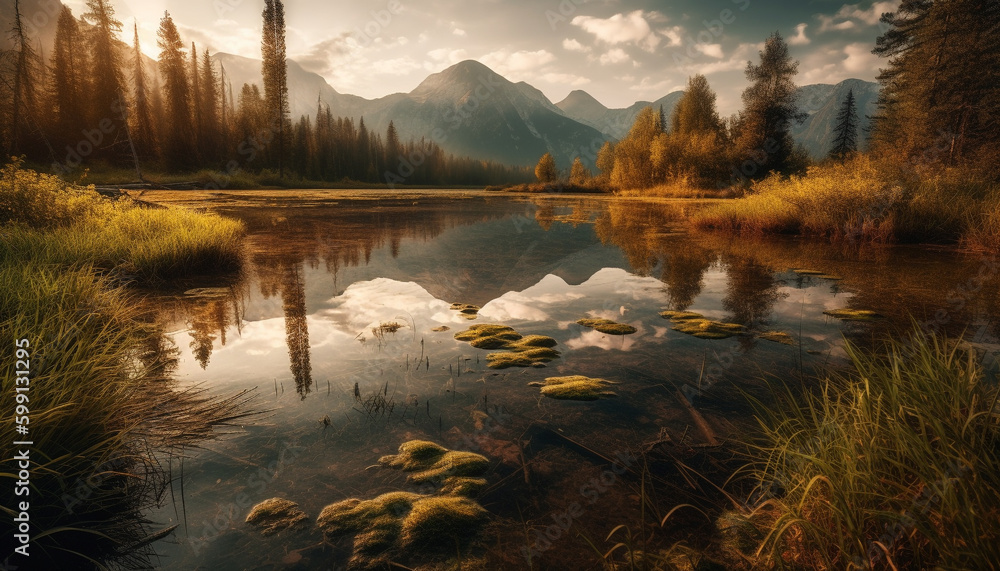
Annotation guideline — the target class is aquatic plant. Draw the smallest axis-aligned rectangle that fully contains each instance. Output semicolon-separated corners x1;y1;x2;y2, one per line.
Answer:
757;331;796;345
728;328;1000;569
529;375;618;400
823;308;884;321
379;440;490;484
576;318;638;335
245;498;309;535
671;318;745;339
450;302;481;319
659;310;704;321
454;324;561;368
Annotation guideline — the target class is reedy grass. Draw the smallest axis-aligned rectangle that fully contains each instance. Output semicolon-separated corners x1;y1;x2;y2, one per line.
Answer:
1;161;255;568
727;326;1000;569
693;155;999;246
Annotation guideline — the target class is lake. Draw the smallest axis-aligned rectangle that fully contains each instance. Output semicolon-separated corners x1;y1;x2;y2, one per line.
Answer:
142;190;999;569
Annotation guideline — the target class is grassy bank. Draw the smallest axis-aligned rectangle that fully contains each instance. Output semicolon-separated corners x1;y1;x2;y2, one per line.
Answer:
693;156;1000;247
1;161;254;568
718;328;1000;569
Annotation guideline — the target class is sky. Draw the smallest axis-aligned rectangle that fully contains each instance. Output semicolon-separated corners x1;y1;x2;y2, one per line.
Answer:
55;0;900;114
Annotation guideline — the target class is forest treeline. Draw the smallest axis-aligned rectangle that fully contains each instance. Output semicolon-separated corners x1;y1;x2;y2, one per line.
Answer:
547;1;999;192
0;0;531;186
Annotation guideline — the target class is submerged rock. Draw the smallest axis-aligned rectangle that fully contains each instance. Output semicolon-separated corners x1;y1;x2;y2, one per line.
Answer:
378;440;490;484
823;309;884;321
576;318;638;335
455;324;560;368
529;375;618;401
245;497;309;535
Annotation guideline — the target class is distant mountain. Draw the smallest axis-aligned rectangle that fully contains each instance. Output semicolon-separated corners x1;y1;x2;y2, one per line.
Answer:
556;90;684;139
792;79;880;159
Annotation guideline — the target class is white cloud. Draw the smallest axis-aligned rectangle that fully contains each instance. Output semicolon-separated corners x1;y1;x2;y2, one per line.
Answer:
370;56;423;76
453;28;466;37
425;48;468;68
479;49;557;80
694;43;724;59
841;42;880;73
572;10;661;52
599;48;630;65
659;26;685;47
789;23;810;45
799;42;881;84
818;1;901;32
562;38;590;53
538;72;591;86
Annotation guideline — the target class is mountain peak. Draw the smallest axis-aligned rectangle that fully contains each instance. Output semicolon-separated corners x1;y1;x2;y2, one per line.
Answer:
556;90;608;116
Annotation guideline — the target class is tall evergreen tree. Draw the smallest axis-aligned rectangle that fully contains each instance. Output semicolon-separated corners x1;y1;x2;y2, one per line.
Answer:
262;0;290;177
872;0;1000;166
200;49;220;163
671;75;723;137
157;12;194;169
829;89;859;161
189;42;202;158
5;0;40;156
49;6;85;148
82;0;127;160
734;32;806;177
130;21;156;159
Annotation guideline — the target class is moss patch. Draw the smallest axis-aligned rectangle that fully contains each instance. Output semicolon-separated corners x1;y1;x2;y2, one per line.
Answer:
758;331;796;345
455;324;560;368
659;310;704;321
438;477;487;497
671;318;745;339
792;269;825;275
817;274;843;280
528;375;618;401
431;325;450;332
823;309;884;321
245;498;309;535
379;440;489;484
450;303;480;320
576;318;638;335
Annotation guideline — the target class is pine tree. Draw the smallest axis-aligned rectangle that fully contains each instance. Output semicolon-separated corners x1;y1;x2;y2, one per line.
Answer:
49;6;85;148
83;0;127;160
262;0;290;177
535;152;557;183
671;75;722;137
596;141;615;182
829;89;858;161
5;0;40;156
189;43;202;158
130;21;156;159
200;49;220;163
734;32;806;177
872;0;1000;166
157;11;195;169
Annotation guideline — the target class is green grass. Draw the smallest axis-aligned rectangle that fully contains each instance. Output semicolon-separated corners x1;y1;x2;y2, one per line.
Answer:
0;160;255;567
693;156;999;246
724;327;1000;569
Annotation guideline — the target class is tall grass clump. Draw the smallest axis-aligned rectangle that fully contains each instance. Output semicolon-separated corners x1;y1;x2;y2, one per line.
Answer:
693;155;996;245
1;160;255;567
722;327;1000;569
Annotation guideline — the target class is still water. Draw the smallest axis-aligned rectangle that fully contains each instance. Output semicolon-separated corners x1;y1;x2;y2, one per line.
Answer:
145;192;999;569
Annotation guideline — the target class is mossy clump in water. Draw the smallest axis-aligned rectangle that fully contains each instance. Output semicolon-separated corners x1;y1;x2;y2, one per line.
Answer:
671;318;745;339
528;375;617;401
455;324;560;368
823;309;884;321
245;497;309;535
659;310;704;321
379;440;489;483
758;331;796;345
576;318;637;335
817;274;843;280
450;303;480;319
431;325;450;332
792;269;825;275
438;477;487;497
317;491;488;567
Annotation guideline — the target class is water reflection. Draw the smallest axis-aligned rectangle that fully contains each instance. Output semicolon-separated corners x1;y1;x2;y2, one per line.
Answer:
146;193;1000;571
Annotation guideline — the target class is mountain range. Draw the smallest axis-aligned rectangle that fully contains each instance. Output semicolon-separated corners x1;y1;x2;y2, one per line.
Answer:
216;52;878;165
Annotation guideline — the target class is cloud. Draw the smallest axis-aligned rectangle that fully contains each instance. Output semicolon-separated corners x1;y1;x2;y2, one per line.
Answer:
789;23;810;45
538;72;591;86
841;42;880;73
694;43;724;59
818;1;901;32
479;49;557;79
426;48;468;68
572;10;661;52
799;42;881;84
659;26;685;47
562;38;590;53
453;28;467;37
599;48;630;65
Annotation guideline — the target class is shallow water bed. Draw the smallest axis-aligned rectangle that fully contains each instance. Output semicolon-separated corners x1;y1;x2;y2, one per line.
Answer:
145;193;1000;569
